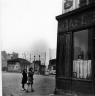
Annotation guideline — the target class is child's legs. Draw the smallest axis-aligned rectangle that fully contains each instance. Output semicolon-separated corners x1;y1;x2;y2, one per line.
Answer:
31;83;32;88
31;83;34;91
22;83;25;89
26;83;30;91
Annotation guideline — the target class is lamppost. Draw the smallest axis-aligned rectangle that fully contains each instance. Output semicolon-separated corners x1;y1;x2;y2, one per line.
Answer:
34;55;35;72
39;55;40;61
39;55;41;74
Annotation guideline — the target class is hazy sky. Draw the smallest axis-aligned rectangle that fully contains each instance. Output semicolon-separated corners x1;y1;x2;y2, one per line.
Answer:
1;0;62;54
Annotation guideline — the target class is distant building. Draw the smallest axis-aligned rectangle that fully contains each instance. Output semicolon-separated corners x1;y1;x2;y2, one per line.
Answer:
7;58;31;72
7;52;18;59
33;60;41;74
1;51;8;71
33;60;46;75
49;49;56;60
48;59;56;75
40;64;46;75
1;51;19;71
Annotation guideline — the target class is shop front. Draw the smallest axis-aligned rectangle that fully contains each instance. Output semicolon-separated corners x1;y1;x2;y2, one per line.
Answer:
55;3;95;95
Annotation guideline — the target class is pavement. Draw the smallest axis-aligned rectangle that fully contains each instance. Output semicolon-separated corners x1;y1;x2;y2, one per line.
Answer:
2;72;94;96
2;72;56;96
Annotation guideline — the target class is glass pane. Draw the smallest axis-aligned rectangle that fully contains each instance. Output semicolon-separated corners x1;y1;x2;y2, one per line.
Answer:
73;30;91;79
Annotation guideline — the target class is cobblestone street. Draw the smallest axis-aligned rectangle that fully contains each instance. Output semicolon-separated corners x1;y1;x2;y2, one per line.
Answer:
3;72;93;96
2;72;56;96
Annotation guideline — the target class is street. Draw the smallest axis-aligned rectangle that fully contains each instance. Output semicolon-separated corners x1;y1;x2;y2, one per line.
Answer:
2;72;55;96
3;72;93;96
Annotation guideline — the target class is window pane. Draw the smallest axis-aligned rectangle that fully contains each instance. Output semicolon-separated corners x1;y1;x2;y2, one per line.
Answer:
73;30;91;79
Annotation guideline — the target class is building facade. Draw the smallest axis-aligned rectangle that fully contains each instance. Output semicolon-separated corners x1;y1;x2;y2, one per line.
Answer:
55;1;95;95
40;65;46;75
33;60;41;74
7;58;31;72
1;51;19;71
48;59;56;75
7;52;18;60
1;51;8;71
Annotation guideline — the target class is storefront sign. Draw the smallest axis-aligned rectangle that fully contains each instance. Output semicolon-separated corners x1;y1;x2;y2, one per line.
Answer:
64;0;73;10
58;10;95;33
62;0;79;13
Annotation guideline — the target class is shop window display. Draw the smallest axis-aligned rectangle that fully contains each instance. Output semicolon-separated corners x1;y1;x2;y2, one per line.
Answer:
73;30;91;79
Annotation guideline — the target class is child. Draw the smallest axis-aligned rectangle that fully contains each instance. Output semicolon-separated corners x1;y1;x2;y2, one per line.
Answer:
26;67;34;92
21;69;27;91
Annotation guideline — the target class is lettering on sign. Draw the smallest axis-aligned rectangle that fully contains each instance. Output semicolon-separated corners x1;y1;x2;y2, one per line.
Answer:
68;16;81;29
64;0;73;10
62;0;79;13
58;10;95;33
58;20;68;32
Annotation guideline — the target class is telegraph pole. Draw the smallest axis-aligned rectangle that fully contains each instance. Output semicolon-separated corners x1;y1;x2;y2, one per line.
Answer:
44;52;46;66
39;55;40;61
39;55;41;75
30;53;31;62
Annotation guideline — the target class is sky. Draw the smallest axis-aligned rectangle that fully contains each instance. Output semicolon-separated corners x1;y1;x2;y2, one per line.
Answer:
1;0;62;55
0;1;62;93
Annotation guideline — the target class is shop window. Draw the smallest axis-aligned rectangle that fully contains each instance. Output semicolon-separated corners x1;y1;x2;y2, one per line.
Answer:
73;30;91;79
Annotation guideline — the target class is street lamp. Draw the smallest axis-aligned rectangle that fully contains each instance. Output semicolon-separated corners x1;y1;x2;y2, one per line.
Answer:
39;55;40;61
39;55;41;75
34;55;35;72
34;55;35;61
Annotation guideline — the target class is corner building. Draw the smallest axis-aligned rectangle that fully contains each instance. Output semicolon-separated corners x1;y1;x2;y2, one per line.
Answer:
55;1;95;95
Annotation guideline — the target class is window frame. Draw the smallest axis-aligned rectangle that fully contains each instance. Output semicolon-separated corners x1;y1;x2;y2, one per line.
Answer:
72;29;92;80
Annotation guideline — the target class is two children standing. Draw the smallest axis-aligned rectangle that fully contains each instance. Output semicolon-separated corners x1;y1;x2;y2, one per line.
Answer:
21;68;34;92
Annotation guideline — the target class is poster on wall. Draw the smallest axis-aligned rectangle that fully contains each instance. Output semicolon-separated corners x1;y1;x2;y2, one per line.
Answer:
62;0;79;13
